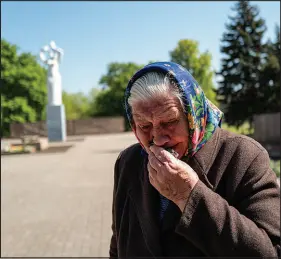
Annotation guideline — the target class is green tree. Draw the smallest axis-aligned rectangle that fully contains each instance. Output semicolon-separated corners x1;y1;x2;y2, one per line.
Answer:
92;62;143;130
258;25;280;114
99;62;143;93
62;91;91;120
1;39;47;136
1;96;36;124
169;39;218;105
216;1;266;127
87;87;102;116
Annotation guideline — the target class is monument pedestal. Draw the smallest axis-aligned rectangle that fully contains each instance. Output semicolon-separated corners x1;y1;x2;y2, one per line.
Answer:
46;104;66;142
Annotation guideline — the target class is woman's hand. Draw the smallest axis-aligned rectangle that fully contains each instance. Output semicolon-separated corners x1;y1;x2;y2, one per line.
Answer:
147;145;199;212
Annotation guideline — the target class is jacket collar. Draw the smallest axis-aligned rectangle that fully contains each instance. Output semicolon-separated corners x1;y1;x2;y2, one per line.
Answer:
181;127;221;190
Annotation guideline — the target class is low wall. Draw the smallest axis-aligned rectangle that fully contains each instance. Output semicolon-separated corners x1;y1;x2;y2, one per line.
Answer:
253;113;280;143
10;117;125;138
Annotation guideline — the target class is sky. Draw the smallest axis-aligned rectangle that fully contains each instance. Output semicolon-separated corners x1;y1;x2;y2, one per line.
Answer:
1;1;280;94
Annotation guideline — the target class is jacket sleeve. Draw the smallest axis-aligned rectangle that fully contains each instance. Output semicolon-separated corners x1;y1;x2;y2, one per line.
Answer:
175;149;280;257
109;152;122;258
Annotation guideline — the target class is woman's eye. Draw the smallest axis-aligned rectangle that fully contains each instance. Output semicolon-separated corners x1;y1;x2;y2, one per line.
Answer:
139;125;150;130
164;120;178;127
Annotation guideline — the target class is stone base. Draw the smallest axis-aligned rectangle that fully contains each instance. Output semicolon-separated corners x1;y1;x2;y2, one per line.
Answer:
21;135;49;151
47;105;66;142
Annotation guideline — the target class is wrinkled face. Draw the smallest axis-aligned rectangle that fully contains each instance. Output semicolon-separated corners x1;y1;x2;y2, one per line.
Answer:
131;95;189;159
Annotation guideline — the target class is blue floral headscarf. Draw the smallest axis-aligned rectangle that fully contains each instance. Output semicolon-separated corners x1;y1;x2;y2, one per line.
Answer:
124;61;223;159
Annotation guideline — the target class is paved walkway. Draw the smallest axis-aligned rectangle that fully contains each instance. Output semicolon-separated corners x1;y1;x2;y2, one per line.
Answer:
1;133;280;257
1;133;136;257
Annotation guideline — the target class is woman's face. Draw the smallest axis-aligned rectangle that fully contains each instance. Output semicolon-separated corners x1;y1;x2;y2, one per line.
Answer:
131;95;189;159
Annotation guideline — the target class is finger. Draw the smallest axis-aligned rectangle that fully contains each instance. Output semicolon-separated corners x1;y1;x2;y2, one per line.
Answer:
146;148;154;157
148;173;154;184
147;163;157;183
148;173;160;191
148;153;163;171
147;162;157;177
148;157;168;185
147;147;161;161
147;166;161;190
149;145;175;163
147;148;160;162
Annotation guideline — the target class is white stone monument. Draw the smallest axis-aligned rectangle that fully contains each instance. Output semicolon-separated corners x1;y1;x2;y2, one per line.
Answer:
40;41;66;142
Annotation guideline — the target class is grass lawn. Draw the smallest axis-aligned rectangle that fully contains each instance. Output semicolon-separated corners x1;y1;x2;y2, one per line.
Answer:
221;122;254;135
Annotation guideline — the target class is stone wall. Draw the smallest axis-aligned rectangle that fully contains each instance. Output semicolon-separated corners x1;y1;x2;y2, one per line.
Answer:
253;113;280;143
253;113;280;159
10;117;125;138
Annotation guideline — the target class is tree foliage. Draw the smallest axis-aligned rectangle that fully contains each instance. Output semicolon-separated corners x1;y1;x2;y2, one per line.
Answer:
92;62;143;130
169;39;218;105
1;39;47;136
258;25;280;114
62;91;91;120
216;1;267;126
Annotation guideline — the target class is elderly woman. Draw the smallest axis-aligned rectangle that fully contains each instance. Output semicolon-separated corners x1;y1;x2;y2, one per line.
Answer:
109;62;280;257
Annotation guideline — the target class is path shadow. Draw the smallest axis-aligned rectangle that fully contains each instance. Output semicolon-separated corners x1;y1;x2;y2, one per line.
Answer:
66;137;85;142
38;145;74;154
92;149;123;155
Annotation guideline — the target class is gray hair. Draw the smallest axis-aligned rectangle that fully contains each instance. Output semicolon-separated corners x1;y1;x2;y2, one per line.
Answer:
127;71;185;112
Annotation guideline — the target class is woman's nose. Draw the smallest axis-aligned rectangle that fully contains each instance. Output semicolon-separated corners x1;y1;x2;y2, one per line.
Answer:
152;134;170;147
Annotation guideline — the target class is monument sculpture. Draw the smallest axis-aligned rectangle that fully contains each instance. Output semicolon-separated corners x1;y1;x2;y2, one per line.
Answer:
39;41;66;142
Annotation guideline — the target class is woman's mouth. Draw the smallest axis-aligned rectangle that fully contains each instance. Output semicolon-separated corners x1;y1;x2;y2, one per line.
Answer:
148;142;179;158
164;144;179;158
166;147;179;158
